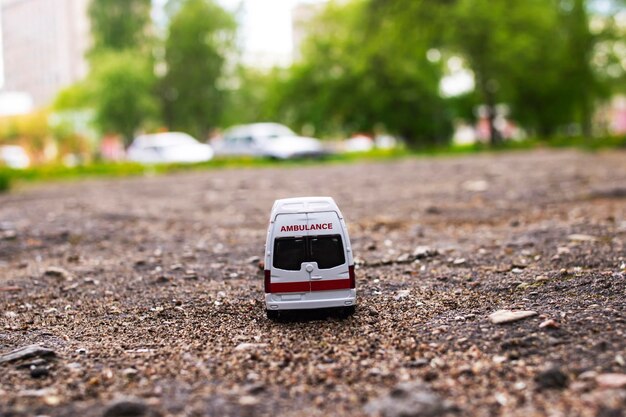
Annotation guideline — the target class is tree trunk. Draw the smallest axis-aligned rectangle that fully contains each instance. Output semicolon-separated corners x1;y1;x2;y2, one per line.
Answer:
580;94;592;138
477;74;501;147
485;91;501;146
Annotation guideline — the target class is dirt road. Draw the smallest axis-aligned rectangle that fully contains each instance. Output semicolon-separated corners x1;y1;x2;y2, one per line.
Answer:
1;149;625;417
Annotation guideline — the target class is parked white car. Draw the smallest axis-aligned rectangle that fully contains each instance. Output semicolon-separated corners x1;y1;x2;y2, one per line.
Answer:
0;145;30;169
214;123;325;160
127;132;213;164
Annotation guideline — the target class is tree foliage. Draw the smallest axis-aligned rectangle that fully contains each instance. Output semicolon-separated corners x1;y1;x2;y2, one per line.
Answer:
449;0;570;140
53;82;93;111
267;1;451;146
88;0;152;56
90;52;158;145
82;0;155;143
220;67;282;128
161;0;236;139
56;0;624;149
363;0;609;142
593;1;626;85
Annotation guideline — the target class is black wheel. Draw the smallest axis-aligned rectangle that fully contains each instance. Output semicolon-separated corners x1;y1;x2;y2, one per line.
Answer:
339;305;356;318
266;310;280;320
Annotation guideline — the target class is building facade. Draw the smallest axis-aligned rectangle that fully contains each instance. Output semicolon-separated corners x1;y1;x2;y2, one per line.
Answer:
1;0;90;107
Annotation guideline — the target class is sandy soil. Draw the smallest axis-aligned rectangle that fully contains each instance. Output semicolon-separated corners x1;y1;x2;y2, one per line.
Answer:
0;149;625;417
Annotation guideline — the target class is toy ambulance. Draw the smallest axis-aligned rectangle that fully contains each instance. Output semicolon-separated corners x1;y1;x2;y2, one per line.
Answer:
264;197;356;319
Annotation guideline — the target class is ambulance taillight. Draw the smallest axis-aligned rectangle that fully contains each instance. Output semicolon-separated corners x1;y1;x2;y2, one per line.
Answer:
349;265;356;289
264;270;271;293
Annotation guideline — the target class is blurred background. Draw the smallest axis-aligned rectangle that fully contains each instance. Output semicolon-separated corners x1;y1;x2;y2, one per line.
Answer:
0;0;625;174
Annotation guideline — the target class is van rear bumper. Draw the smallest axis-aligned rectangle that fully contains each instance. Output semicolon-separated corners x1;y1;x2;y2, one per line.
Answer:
265;289;356;310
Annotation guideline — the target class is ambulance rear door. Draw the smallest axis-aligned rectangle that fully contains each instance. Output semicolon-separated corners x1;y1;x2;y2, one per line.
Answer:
269;213;311;293
306;211;351;292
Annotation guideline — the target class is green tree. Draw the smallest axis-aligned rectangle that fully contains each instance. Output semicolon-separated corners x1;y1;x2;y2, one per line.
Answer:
220;67;282;127
88;0;152;55
161;0;236;139
562;0;601;137
448;0;539;142
90;52;158;145
272;0;451;145
377;0;609;140
53;81;93;111
593;0;626;101
71;0;157;145
449;0;608;139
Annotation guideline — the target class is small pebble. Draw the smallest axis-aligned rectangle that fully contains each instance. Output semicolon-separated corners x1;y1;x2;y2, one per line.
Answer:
489;310;537;324
539;319;560;329
596;373;626;389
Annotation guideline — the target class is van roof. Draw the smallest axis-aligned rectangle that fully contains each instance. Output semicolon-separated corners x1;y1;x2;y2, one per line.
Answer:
271;196;340;219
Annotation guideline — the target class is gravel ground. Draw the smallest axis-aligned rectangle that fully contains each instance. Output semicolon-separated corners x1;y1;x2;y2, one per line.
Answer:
0;149;625;417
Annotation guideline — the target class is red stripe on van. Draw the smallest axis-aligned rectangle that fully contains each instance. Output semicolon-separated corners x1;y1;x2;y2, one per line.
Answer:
269;279;352;293
311;279;352;292
270;281;310;293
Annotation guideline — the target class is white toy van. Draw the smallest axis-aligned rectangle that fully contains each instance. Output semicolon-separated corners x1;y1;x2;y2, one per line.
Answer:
264;197;356;319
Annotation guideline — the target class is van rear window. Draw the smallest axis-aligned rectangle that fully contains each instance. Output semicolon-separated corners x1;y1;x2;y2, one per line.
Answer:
273;234;345;271
273;237;307;271
310;235;345;269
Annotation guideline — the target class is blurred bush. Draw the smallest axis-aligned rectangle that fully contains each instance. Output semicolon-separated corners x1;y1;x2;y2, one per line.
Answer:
0;170;10;193
546;134;626;150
